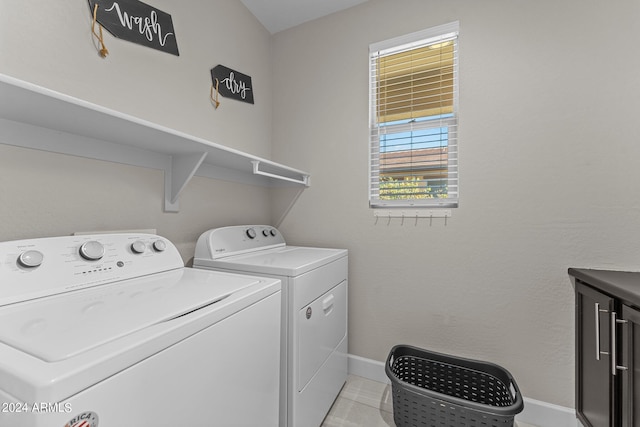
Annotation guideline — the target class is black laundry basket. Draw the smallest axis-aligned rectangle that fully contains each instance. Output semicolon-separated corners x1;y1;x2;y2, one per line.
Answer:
385;345;524;427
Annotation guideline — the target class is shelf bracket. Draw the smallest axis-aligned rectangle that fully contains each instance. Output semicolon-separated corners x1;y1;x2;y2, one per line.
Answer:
164;152;208;212
251;160;310;187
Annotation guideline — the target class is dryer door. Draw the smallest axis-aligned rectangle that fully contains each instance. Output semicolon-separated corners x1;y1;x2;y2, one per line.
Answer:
297;280;347;391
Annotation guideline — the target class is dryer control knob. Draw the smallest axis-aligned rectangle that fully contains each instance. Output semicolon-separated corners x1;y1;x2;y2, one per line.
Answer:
131;241;146;254
270;229;277;237
262;229;270;237
80;241;105;261
152;240;167;252
18;250;44;268
246;228;257;239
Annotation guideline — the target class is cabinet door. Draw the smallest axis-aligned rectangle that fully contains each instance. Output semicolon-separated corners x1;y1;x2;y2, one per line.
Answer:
621;304;640;427
576;282;616;427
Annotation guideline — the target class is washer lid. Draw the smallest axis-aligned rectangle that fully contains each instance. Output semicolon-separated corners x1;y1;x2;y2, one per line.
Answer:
0;268;261;362
196;246;347;277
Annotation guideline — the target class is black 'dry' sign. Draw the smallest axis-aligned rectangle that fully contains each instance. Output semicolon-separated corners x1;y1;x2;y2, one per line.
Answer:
88;0;179;56
211;65;254;105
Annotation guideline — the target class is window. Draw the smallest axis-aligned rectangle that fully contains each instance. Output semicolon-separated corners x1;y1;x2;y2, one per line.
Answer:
369;22;459;208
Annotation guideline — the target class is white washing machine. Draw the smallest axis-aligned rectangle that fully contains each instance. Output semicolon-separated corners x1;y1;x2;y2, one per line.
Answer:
0;233;281;427
193;225;348;427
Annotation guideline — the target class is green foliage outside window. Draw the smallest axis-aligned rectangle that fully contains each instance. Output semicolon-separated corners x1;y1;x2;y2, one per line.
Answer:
380;176;447;200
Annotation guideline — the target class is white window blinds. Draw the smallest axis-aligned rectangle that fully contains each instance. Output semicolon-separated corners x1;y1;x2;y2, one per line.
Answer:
369;22;459;208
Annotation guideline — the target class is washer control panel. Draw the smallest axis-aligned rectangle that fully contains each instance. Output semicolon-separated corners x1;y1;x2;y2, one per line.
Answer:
195;225;285;260
0;234;183;306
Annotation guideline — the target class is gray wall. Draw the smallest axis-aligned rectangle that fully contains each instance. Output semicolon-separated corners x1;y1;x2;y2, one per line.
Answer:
271;0;640;408
0;0;274;260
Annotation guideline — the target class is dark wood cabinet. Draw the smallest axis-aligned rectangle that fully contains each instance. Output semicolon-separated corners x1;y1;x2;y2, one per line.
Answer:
570;269;640;427
621;304;640;426
575;281;617;427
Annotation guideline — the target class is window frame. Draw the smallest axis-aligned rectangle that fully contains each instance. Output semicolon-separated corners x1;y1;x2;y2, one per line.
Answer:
369;21;459;209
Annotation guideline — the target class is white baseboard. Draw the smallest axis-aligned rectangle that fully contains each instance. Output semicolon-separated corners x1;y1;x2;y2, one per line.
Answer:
347;353;579;427
517;396;578;427
348;353;389;384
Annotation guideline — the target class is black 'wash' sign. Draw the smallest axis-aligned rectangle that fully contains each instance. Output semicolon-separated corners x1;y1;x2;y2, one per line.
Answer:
88;0;179;56
211;65;254;105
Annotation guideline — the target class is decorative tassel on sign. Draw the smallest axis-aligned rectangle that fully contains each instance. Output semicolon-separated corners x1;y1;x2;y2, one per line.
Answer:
91;4;109;58
210;78;221;109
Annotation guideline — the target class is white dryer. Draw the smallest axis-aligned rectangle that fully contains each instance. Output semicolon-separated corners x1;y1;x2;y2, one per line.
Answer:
0;233;281;427
194;225;348;427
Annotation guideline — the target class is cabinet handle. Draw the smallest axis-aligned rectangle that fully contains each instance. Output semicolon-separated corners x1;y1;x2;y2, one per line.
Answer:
611;311;629;375
595;302;609;361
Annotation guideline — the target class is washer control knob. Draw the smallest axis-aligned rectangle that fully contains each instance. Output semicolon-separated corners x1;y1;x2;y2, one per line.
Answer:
131;241;146;254
152;240;167;252
262;229;270;237
18;250;44;268
246;228;257;239
270;229;277;237
80;241;105;261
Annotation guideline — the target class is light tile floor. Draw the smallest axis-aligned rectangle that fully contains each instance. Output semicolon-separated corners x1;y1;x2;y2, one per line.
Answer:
321;375;538;427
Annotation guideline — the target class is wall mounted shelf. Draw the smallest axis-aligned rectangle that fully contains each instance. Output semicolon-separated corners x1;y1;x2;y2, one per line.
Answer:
0;74;310;212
